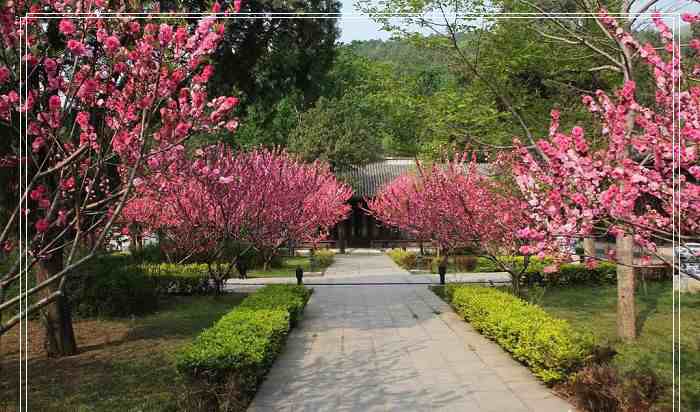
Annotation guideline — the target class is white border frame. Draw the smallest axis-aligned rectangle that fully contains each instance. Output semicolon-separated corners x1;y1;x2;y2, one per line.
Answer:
16;10;683;412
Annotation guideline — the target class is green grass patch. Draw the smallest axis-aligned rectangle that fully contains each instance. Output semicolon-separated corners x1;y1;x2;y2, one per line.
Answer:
537;282;700;410
0;294;246;412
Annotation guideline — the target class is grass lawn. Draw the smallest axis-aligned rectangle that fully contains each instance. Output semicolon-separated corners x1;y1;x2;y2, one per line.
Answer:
247;256;326;278
0;294;245;412
537;281;700;410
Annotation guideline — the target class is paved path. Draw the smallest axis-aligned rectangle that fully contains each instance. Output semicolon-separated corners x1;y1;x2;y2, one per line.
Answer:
246;254;574;411
225;253;511;290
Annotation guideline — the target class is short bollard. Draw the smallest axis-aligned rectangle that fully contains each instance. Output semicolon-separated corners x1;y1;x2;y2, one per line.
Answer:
438;265;446;285
296;267;304;285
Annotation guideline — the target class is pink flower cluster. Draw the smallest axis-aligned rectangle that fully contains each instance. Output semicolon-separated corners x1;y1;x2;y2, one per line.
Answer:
512;11;700;259
122;145;352;259
0;1;242;258
366;155;557;260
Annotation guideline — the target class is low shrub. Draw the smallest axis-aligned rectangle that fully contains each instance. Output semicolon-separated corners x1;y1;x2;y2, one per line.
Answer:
313;249;335;269
68;264;158;317
387;249;417;269
129;243;165;263
471;257;621;288
635;265;671;280
474;257;501;272
445;285;594;384
429;256;448;273
526;262;617;287
176;285;311;411
571;363;665;412
141;263;218;295
238;285;311;325
67;254;158;317
473;256;551;274
454;255;478;272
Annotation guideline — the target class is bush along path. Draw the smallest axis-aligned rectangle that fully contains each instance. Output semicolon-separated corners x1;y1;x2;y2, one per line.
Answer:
436;284;679;411
246;260;573;411
176;285;312;411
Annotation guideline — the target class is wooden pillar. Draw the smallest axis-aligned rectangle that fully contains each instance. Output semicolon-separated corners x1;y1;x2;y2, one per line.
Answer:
338;222;346;254
371;217;380;238
361;212;368;238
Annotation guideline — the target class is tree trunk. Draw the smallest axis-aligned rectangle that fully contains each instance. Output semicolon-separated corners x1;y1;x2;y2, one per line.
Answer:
0;286;4;372
583;238;596;260
263;253;272;272
616;234;636;341
36;251;78;357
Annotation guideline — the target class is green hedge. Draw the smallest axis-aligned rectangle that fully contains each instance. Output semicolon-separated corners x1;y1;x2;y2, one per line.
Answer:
524;262;616;287
67;261;158;317
313;249;335;269
176;285;311;410
445;285;594;384
140;263;215;295
387;249;417;269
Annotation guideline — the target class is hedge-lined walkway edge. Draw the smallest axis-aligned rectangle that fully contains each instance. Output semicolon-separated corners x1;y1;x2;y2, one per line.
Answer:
247;255;574;412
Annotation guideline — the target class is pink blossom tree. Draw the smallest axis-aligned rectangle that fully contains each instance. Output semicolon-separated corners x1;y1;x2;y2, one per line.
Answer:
367;156;558;296
511;11;700;340
122;145;352;290
0;3;241;356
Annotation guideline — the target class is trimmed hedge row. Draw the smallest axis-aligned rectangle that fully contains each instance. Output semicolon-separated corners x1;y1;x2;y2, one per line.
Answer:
312;249;336;269
68;264;158;317
444;284;594;384
521;262;618;287
141;263;215;295
176;285;312;411
387;248;417;269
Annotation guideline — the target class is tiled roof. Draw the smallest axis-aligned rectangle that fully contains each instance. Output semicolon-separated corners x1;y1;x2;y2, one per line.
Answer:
338;158;492;198
338;158;417;198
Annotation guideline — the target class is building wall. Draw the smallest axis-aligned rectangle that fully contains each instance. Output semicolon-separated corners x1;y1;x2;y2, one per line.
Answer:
329;198;410;247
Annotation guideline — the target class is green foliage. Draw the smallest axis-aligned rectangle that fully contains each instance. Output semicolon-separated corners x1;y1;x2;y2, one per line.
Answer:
238;285;311;326
207;0;340;110
67;261;158;318
532;262;617;286
313;249;335;269
415;88;511;158
387;249;418;269
444;285;594;383
471;256;619;287
130;243;166;263
234;94;301;150
175;285;311;410
140;263;214;295
288;94;384;169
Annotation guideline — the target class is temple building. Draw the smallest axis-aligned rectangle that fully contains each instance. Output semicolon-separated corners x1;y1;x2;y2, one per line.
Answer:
327;158;494;250
330;158;417;249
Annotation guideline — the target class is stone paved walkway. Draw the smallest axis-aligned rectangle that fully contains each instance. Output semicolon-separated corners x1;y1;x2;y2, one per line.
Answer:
225;253;511;289
246;254;574;411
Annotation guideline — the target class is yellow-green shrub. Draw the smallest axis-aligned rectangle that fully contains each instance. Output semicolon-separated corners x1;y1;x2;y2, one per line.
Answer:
176;285;311;410
445;285;594;384
140;263;214;295
387;249;417;269
313;249;335;268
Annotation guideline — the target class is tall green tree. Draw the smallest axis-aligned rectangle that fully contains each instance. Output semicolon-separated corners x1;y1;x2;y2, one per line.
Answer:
289;94;384;169
162;0;341;148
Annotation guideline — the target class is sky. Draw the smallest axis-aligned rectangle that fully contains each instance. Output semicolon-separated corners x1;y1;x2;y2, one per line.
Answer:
338;2;390;43
337;0;699;44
